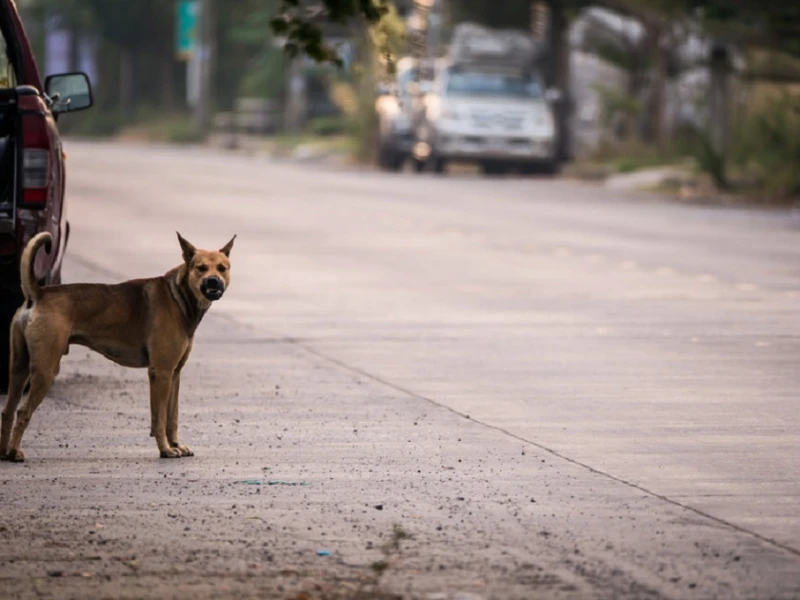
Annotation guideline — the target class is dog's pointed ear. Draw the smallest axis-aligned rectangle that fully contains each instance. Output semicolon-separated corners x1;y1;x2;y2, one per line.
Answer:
219;234;237;258
177;232;197;264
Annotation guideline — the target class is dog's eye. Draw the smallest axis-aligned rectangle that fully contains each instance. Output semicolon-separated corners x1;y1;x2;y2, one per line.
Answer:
196;265;209;273
218;265;227;273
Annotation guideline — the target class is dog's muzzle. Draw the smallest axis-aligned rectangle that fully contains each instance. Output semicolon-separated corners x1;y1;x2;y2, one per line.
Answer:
200;276;225;301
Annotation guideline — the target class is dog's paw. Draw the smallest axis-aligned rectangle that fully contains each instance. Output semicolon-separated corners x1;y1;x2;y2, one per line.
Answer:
159;447;182;459
169;442;194;457
1;448;25;462
176;444;194;457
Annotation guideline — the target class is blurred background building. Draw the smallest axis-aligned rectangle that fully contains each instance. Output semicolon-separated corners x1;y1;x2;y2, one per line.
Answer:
15;0;800;198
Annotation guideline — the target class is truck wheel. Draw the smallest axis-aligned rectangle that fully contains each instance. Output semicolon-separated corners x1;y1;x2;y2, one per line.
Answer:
0;287;23;394
539;160;560;176
430;156;447;174
377;146;402;172
520;161;560;176
480;161;508;176
389;153;405;172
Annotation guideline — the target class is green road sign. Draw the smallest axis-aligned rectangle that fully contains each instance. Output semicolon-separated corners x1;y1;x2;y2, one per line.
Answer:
176;0;198;61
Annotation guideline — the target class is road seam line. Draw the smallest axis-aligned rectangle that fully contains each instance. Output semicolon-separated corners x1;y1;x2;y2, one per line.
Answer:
293;343;800;560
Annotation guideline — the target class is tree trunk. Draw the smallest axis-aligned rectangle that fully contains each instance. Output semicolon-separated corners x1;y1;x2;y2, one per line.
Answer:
549;0;572;161
68;25;80;72
119;46;133;119
625;40;645;141
646;25;666;147
708;45;731;159
283;59;307;134
195;0;215;130
160;56;176;112
706;43;732;187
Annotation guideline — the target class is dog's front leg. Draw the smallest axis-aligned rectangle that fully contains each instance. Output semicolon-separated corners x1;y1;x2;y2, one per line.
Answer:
167;372;193;457
148;366;180;458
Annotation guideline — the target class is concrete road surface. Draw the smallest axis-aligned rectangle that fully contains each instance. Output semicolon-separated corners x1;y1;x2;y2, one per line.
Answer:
1;141;799;599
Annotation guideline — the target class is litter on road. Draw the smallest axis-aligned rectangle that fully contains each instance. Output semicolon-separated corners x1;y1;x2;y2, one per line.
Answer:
238;479;311;486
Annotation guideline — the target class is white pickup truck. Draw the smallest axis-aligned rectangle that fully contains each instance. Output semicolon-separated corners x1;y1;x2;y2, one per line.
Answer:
412;23;561;175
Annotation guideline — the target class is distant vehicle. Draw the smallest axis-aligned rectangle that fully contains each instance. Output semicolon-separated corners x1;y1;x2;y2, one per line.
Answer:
375;57;418;171
0;0;94;392
411;23;561;176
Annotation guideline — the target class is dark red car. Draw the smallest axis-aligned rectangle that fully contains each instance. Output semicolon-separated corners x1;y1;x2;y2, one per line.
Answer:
1;0;93;391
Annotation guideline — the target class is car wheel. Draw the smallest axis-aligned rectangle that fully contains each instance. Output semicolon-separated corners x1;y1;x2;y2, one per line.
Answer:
430;156;446;174
376;144;391;170
377;151;399;172
388;153;405;172
539;160;561;176
480;161;509;176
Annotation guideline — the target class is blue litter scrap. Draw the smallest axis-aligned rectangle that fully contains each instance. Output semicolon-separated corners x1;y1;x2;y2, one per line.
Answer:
268;480;310;486
316;550;331;557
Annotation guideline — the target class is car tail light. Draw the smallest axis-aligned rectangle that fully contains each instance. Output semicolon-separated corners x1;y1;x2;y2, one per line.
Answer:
21;113;51;206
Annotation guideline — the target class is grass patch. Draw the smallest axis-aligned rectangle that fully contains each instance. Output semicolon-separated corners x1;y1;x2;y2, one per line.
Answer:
58;109;125;138
267;133;356;158
729;88;800;199
580;139;691;176
116;114;206;145
309;116;350;137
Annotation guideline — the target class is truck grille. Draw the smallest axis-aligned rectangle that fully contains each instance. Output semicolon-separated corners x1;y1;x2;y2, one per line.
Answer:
471;111;525;130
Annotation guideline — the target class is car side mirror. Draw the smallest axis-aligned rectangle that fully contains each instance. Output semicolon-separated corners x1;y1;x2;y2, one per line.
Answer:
45;72;93;114
545;87;562;103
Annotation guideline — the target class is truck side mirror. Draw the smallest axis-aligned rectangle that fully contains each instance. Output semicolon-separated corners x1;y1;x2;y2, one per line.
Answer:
45;72;93;114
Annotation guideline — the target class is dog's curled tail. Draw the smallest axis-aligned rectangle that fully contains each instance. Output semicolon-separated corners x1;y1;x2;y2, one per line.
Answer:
20;232;52;303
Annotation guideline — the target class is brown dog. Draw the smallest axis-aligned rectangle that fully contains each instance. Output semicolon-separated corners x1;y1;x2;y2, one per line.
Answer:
0;231;235;461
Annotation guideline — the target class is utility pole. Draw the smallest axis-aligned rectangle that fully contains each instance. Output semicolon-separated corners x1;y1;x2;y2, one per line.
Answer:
195;0;214;131
708;41;732;185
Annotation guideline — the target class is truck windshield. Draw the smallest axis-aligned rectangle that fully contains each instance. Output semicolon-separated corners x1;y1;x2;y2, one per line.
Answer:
446;70;540;98
397;67;418;95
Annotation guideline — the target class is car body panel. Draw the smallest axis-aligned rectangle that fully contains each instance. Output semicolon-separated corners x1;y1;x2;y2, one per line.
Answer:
1;0;67;284
416;65;558;165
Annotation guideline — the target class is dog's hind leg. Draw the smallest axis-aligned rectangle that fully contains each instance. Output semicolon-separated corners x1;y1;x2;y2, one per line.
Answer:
0;320;30;458
5;364;57;462
5;324;64;462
